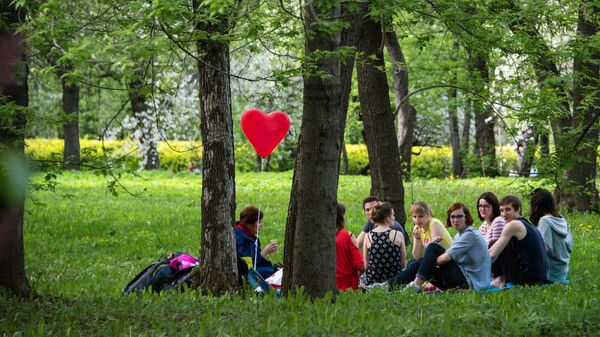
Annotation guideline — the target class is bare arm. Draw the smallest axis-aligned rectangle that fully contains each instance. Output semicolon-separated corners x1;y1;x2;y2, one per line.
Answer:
357;231;366;249
362;233;370;269
430;221;445;243
412;226;423;260
489;220;525;262
391;230;407;269
436;253;452;265
350;232;359;248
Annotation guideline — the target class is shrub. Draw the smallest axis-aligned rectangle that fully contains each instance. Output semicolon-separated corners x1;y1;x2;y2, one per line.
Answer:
25;139;522;177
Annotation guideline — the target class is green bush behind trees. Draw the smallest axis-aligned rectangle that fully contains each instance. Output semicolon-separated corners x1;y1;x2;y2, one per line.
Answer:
26;139;520;177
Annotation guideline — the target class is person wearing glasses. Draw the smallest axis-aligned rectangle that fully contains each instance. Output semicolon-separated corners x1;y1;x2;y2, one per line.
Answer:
476;192;506;246
372;203;490;292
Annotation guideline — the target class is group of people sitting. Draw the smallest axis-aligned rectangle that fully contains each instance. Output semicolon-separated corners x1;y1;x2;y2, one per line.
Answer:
233;188;573;293
340;189;573;292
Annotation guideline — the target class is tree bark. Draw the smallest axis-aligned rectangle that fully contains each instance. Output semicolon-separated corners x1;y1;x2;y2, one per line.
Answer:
557;0;599;211
462;97;472;154
356;6;407;226
0;0;30;296
467;48;497;177
448;86;463;177
60;68;80;170
385;30;417;178
193;4;238;294
282;0;342;299
128;68;160;170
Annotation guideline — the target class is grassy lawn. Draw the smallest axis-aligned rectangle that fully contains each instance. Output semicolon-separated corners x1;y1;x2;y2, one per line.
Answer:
2;171;599;336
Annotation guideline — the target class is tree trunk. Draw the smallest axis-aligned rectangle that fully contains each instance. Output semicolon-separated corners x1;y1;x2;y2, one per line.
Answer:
557;0;599;211
128;68;160;170
385;30;417;178
60;68;80;170
448;86;463;177
341;144;348;175
283;1;359;295
468;49;497;177
356;6;407;226
462;97;472;153
193;5;238;294
0;1;30;296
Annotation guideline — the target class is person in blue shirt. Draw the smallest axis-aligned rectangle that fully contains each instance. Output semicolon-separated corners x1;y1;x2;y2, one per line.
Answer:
234;206;278;279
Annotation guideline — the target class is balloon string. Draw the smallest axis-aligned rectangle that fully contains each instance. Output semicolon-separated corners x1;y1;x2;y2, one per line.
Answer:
254;157;266;271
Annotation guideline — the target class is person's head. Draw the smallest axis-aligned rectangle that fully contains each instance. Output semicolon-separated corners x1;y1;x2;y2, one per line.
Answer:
362;196;380;220
499;196;522;222
530;188;560;226
446;203;474;233
410;201;433;228
336;203;346;231
477;192;501;222
237;205;264;235
369;201;394;225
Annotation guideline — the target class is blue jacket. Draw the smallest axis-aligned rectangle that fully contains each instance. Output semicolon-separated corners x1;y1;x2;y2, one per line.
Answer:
235;228;275;279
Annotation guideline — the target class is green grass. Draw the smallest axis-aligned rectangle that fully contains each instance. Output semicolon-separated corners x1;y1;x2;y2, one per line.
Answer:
2;171;600;336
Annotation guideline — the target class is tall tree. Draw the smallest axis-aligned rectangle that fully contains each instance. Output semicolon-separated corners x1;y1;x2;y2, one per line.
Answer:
282;0;342;298
0;0;30;296
385;30;417;178
356;4;407;226
59;65;81;170
467;48;497;177
128;66;160;170
448;85;463;177
557;0;599;211
192;2;238;294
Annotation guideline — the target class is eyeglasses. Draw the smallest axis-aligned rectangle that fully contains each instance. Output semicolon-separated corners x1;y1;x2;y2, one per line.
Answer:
450;214;465;219
477;204;491;209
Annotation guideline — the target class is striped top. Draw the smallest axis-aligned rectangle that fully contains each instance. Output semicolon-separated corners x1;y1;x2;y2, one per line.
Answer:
479;216;506;245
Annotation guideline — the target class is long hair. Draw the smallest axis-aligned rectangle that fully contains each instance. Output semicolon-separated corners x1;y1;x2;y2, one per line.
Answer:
236;206;264;227
336;203;346;231
476;192;501;221
530;188;560;226
410;201;433;217
446;203;474;228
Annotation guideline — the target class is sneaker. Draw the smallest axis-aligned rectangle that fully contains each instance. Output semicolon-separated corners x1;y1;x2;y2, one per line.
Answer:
361;282;389;291
359;275;367;289
404;281;422;293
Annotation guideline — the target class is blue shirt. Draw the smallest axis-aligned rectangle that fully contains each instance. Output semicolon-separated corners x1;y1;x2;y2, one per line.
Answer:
446;226;491;290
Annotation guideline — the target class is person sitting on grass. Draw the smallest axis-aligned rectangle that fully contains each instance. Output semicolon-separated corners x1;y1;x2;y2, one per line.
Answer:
234;206;278;280
410;201;453;261
477;192;506;246
529;188;573;283
489;196;549;287
379;203;490;292
336;203;365;291
356;196;409;249
362;202;406;285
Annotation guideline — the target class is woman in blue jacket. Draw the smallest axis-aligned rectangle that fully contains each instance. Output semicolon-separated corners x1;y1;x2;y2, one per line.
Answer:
235;206;278;279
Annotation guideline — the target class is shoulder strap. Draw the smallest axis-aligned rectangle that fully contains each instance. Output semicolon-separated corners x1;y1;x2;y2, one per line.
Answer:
392;229;398;244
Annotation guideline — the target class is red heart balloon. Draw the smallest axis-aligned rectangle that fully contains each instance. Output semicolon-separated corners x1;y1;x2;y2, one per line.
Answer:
241;109;290;158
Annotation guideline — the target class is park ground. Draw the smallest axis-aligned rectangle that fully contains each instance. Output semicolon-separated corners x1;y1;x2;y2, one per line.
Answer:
1;171;599;336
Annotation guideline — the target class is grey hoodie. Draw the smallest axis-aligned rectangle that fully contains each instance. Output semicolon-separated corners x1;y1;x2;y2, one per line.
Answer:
538;215;573;282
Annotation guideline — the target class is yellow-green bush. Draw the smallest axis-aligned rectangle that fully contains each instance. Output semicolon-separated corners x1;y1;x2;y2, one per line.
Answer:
25;139;520;177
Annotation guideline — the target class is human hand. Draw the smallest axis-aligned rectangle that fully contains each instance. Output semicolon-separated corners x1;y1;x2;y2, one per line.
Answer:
262;241;279;256
432;235;443;243
412;226;421;240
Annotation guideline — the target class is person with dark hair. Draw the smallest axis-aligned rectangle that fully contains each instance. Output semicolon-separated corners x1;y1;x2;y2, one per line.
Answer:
362;202;406;285
234;206;278;279
357;196;409;248
335;203;365;291
530;188;573;282
477;192;505;246
380;203;490;292
489;196;548;287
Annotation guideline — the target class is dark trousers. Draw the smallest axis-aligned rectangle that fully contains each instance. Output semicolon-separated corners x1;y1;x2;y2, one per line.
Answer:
388;243;467;290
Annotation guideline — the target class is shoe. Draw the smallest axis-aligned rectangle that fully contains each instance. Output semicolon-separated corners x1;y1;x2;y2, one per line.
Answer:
359;275;367;289
404;281;422;293
361;282;389;291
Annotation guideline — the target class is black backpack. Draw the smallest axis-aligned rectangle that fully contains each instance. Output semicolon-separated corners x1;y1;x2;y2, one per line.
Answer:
123;254;197;295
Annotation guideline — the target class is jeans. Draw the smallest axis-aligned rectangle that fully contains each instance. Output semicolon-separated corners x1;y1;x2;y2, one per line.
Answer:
388;243;467;290
492;240;548;285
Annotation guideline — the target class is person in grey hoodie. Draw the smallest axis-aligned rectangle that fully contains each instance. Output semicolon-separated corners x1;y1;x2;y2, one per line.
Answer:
530;188;573;282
